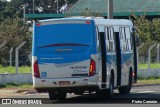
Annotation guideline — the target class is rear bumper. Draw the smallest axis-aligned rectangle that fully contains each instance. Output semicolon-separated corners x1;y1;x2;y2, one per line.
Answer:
35;86;99;93
33;74;99;92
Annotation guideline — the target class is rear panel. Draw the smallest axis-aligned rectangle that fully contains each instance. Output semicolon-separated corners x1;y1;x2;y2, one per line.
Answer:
32;19;97;80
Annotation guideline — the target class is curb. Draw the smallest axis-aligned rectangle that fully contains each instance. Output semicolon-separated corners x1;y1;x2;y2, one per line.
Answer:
133;83;160;87
14;89;37;94
25;90;37;94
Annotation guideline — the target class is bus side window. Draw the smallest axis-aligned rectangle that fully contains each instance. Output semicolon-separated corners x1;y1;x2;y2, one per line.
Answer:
119;27;126;51
119;27;132;52
125;27;132;51
105;27;115;52
105;28;109;51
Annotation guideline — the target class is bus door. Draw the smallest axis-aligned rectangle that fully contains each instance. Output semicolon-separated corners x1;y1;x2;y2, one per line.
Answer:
104;27;116;86
114;30;121;87
97;27;107;89
118;27;132;86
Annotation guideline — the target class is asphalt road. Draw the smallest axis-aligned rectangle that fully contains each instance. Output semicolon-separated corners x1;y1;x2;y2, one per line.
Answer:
9;84;160;104
1;85;160;107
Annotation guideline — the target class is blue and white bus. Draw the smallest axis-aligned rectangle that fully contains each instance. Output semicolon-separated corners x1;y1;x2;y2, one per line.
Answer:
32;17;137;100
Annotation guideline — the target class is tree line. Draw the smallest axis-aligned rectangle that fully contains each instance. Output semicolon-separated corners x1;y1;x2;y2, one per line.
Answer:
0;0;78;21
131;13;160;63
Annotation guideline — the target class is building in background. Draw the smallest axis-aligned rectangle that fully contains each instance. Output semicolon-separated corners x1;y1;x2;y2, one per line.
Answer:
26;0;160;20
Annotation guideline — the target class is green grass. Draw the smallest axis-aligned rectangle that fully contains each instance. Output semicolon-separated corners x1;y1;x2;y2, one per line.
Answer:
138;76;160;80
138;63;160;69
0;83;32;88
0;65;31;74
138;79;160;84
137;76;160;84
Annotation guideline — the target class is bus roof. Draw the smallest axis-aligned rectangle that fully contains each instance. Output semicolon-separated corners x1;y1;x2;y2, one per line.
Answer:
35;18;133;29
94;19;133;26
35;17;94;26
37;17;93;23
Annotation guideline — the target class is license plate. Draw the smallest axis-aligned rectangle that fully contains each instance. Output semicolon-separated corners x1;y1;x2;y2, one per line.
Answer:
59;81;70;85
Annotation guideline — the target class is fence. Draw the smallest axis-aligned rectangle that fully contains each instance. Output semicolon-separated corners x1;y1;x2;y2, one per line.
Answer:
137;43;160;69
0;41;31;74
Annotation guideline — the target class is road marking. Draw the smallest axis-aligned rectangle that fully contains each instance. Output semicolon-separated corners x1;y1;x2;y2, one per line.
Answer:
26;93;76;96
26;93;48;96
137;91;156;93
131;89;150;91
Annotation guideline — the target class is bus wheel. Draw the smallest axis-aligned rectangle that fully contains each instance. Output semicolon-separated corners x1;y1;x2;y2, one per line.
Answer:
106;74;114;98
48;91;58;100
49;91;67;100
57;92;67;100
118;84;131;95
118;71;132;94
97;74;114;98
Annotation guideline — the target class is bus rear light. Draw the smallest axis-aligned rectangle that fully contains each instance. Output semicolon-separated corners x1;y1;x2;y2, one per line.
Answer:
34;61;40;78
89;59;96;76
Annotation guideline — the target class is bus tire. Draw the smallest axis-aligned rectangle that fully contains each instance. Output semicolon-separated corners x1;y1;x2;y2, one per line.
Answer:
118;70;132;94
57;92;67;100
48;91;58;100
106;74;114;98
118;84;131;95
97;74;114;98
49;91;67;100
